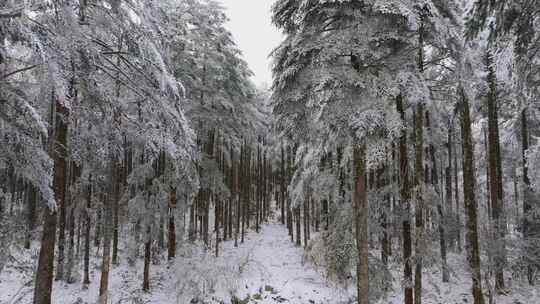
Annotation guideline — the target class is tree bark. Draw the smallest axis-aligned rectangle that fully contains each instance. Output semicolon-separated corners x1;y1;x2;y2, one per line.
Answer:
486;52;506;291
354;144;369;304
33;207;57;304
55;114;69;282
521;108;535;285
414;104;424;304
34;97;68;304
396;94;413;304
143;225;151;292
454;130;462;253
281;144;286;225
112;163;121;265
98;162;114;304
168;188;177;260
459;86;486;304
446;125;454;251
83;176;92;288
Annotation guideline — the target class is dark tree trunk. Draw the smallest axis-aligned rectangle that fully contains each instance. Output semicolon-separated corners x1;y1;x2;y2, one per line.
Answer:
112;163;120;265
281;144;286;225
295;206;301;246
98;164;114;304
521;108;535;285
143;225;151;292
83;177;92;288
446;125;454;251
354;144;369;304
486;52;506;291
33;208;57;304
168;188;177;260
55;111;69;282
454;130;462;253
459;86;486;304
414;104;424;304
381;159;391;266
396;94;413;304
34;97;68;304
66;205;76;283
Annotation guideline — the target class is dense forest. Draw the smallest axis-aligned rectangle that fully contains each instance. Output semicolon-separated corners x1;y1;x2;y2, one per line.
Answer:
0;1;539;304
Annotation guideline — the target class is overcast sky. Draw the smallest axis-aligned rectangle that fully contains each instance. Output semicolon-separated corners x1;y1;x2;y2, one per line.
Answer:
218;0;282;87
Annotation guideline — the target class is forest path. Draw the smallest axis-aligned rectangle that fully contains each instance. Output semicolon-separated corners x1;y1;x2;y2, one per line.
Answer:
226;222;353;304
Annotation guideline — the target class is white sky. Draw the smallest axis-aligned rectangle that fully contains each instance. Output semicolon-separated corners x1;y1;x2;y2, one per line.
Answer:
218;0;283;87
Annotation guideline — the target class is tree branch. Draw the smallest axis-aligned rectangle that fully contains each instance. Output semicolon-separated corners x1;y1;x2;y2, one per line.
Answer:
1;64;41;80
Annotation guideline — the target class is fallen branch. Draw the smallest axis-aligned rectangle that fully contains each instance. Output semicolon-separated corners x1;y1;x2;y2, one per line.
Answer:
1;64;41;80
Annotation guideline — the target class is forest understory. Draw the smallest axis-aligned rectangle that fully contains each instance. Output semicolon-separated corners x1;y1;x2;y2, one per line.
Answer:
1;209;538;304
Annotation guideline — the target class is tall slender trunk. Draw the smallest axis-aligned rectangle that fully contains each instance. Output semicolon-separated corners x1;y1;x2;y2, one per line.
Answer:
241;144;246;244
83;176;92;288
414;104;425;304
168;188;177;260
34;97;68;304
281;144;285;225
288;145;294;242
454;130;462;252
397;94;413;304
486;52;506;291
521;108;535;285
256;142;261;233
66;203;76;283
112;163;120;265
295;206;301;246
381;157;391;266
143;225;151;292
459;86;486;304
56;145;69;281
446;124;454;248
33;208;57;304
98;161;114;304
354;144;369;304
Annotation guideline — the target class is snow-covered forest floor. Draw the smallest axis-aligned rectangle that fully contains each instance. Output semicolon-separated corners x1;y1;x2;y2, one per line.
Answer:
1;216;538;304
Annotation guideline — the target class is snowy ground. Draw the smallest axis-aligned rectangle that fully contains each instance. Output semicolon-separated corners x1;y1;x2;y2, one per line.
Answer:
1;221;539;304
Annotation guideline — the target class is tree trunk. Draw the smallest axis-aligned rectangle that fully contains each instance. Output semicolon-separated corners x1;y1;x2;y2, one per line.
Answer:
33;208;57;304
397;94;413;304
34;97;68;304
354;144;369;304
281;144;286;225
98;161;114;304
521;108;535;285
381;159;391;266
143;225;151;292
454;130;462;252
446;125;454;251
295;206;301;246
94;204;101;250
66;204;76;283
241;144;246;244
414;104;425;304
486;52;506;291
83;177;92;288
168;188;177;260
112;164;120;265
55;114;69;282
459;86;486;304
